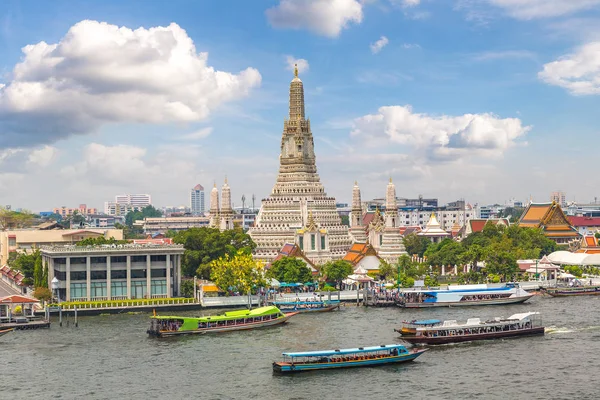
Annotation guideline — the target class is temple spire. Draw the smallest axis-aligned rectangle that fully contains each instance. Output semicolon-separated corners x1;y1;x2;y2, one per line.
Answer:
294;63;298;78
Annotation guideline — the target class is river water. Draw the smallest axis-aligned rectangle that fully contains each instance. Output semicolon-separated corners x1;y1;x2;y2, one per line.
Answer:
2;295;599;400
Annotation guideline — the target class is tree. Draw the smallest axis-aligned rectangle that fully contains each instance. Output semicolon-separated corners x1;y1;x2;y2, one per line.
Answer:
33;256;43;288
266;257;313;283
0;207;35;230
42;261;49;288
378;260;394;280
173;227;256;278
403;233;431;258
322;260;353;289
10;250;41;281
33;287;53;303
180;279;195;298
210;251;266;296
76;236;128;246
340;215;350;226
125;205;163;228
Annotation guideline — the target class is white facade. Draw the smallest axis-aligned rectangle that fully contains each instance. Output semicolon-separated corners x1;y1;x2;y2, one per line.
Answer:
397;209;474;230
104;202;145;217
551;191;567;208
190;184;205;215
115;194;152;208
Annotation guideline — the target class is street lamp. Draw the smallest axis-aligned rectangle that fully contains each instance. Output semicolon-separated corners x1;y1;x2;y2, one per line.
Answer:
535;259;539;281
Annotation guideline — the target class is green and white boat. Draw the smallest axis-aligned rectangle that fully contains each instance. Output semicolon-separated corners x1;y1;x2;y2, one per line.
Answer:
147;306;297;337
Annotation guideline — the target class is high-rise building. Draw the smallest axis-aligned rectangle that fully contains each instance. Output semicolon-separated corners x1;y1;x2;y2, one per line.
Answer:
248;66;352;264
551;191;567;208
115;194;152;208
190;184;205;215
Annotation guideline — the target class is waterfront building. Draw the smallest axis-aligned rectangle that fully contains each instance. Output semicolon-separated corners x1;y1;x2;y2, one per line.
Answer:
518;202;581;244
190;184;205;215
567;216;600;236
138;216;210;234
418;213;452;243
272;243;318;275
41;243;184;302
550;191;567;208
0;228;123;266
342;242;382;273
248;66;352;263
53;204;98;218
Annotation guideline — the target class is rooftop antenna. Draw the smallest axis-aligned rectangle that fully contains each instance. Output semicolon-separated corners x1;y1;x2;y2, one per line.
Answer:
252;194;256;211
241;194;246;212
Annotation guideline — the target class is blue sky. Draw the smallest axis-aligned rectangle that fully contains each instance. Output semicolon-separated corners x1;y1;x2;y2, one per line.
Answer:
1;0;600;212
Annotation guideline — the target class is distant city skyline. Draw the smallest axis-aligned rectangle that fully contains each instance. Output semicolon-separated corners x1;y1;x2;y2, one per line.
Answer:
1;1;599;211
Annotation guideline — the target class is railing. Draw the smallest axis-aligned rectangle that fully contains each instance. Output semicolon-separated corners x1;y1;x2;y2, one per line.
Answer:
50;297;197;310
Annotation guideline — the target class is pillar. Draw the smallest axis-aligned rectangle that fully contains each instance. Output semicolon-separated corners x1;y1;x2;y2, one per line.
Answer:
106;256;111;300
126;255;131;299
176;255;182;297
86;256;91;301
146;254;151;299
441;265;446;276
66;257;71;301
166;254;171;298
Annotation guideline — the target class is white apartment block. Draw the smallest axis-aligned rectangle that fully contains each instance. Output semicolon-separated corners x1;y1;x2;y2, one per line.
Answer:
115;194;152;207
398;209;475;230
104;202;145;216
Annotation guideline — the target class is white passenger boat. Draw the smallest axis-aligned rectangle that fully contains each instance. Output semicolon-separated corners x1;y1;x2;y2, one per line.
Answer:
397;283;533;308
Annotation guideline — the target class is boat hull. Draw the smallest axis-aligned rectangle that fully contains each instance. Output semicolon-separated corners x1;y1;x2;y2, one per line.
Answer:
148;312;298;337
400;327;545;345
0;328;14;337
400;294;533;308
272;349;427;373
276;304;340;313
542;287;600;297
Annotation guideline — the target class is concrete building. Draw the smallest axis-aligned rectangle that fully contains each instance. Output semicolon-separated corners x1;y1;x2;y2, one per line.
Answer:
550;191;567;208
138;216;210;234
41;243;184;302
115;194;152;208
104;202;144;217
190;184;205;215
86;215;125;229
0;228;124;266
53;204;98;217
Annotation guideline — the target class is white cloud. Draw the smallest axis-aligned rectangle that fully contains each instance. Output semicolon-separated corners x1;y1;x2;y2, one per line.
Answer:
487;0;600;19
285;56;310;74
401;0;421;6
402;43;421;49
539;42;600;95
266;0;363;37
370;36;389;54
351;105;530;161
0;20;261;148
472;50;536;61
179;127;213;141
27;146;57;167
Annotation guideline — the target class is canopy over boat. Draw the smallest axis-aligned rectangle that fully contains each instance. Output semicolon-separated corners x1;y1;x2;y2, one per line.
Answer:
283;344;405;358
410;319;441;325
152;306;282;322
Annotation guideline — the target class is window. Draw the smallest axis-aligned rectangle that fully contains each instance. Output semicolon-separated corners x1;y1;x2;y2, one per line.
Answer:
321;236;326;250
91;271;107;280
299;236;304;250
70;283;87;299
150;255;166;262
111;256;126;263
131;255;146;263
91;257;106;264
111;270;127;279
111;281;127;297
91;282;107;298
131;269;147;279
151;269;167;278
151;279;167;295
70;271;87;281
54;258;66;265
311;234;315;250
54;270;66;280
130;281;147;299
8;237;16;247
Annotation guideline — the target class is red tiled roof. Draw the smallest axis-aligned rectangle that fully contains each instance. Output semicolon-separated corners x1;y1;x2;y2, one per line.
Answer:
362;212;375;226
568;216;600;227
0;295;39;304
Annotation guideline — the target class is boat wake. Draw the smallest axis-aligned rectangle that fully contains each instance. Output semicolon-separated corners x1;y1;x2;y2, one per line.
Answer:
544;325;600;334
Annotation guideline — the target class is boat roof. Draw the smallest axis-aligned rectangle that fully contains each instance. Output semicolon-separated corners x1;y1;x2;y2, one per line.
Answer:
418;312;540;330
272;300;339;305
152;306;281;321
405;319;441;325
282;344;406;358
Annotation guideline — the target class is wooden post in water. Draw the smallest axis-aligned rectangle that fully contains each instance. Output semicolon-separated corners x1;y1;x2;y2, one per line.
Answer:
74;306;78;327
356;285;360;306
59;307;63;327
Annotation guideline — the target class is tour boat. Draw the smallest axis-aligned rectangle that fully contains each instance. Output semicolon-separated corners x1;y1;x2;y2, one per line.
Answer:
397;283;533;308
0;328;14;337
272;344;427;373
541;285;600;297
270;300;340;313
147;306;297;337
394;319;442;336
399;312;545;345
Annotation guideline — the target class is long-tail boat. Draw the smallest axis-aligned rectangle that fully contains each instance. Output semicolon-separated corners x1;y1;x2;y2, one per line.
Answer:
272;344;427;373
270;300;340;313
541;285;600;297
399;312;545;345
0;328;14;337
147;306;297;337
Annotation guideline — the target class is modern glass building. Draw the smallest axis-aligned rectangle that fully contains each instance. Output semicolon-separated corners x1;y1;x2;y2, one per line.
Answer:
41;244;184;302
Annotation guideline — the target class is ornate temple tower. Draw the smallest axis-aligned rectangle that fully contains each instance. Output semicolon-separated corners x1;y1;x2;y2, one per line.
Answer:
220;178;234;231
379;178;406;264
349;181;367;243
249;66;352;263
209;183;220;228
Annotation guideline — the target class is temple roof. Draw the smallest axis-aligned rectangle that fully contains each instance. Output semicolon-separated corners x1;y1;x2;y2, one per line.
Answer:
419;213;450;237
342;242;380;266
518;202;580;239
467;218;510;234
568;216;600;227
273;243;318;272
